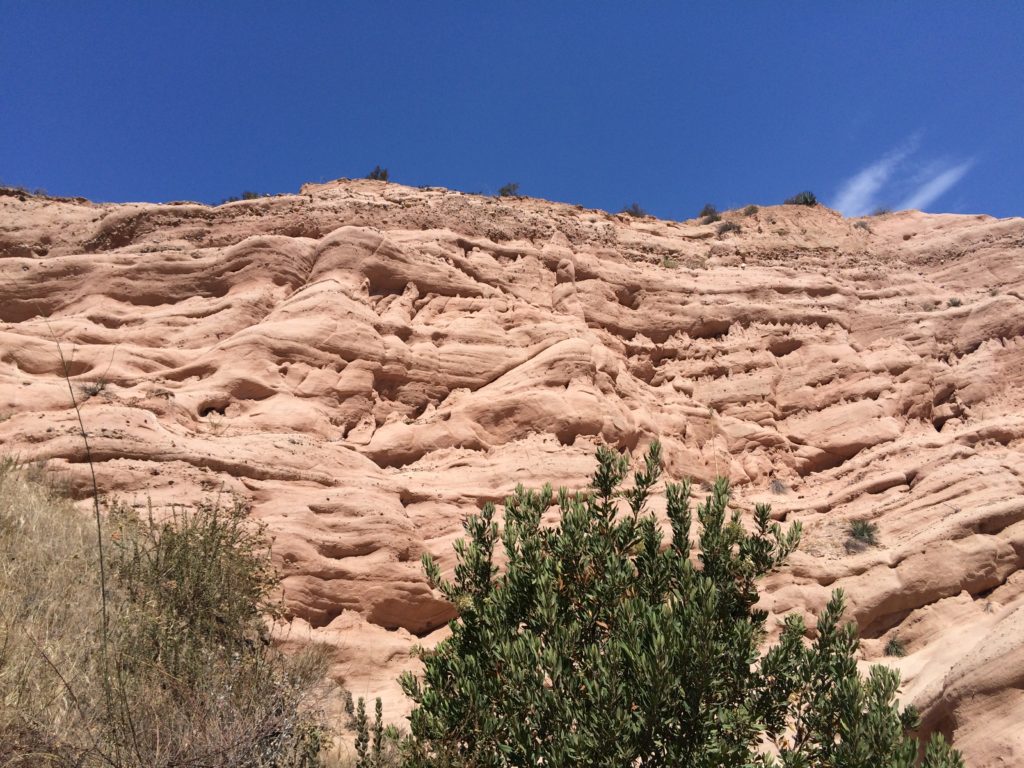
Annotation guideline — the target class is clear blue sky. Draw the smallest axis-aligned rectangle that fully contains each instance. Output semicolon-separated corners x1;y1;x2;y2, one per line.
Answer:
2;4;1021;218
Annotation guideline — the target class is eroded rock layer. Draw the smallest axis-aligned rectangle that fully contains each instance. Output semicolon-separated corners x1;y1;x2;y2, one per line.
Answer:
2;181;1023;764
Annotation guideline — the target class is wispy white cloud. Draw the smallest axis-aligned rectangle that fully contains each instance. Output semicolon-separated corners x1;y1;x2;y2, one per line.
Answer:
832;139;917;216
898;160;974;211
831;136;974;216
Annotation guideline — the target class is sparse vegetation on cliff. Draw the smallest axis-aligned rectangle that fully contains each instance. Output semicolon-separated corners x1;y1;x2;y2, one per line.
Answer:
220;190;266;204
699;203;721;224
785;190;818;206
848;518;879;547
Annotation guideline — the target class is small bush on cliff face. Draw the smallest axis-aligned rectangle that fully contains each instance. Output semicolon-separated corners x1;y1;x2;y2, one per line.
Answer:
698;203;720;221
78;378;107;399
220;191;265;204
621;202;648;218
398;443;963;767
848;518;879;546
497;183;519;198
885;635;909;657
367;166;390;182
785;190;818;206
717;220;741;236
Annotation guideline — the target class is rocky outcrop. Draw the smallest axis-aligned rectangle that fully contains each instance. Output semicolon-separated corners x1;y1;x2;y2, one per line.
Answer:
2;181;1023;764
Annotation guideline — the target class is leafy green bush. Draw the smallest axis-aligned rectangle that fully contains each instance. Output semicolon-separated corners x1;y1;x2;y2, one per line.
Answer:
743;204;759;216
621;202;647;218
784;190;818;206
367;166;390;182
398;443;962;767
497;183;519;198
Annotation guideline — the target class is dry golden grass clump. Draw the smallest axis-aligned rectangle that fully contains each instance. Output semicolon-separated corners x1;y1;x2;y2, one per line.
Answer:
0;458;330;767
0;458;106;761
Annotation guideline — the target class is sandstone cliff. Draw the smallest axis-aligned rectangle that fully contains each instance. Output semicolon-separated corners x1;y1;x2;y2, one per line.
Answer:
2;181;1022;764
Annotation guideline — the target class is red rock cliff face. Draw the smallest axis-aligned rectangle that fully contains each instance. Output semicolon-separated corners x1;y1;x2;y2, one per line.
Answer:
2;181;1023;764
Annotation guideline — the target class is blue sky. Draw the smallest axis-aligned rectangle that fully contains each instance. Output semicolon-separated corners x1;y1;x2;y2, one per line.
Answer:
1;4;1021;218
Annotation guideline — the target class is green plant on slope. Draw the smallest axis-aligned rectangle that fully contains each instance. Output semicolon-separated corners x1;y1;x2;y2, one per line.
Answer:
353;696;400;768
849;518;879;546
398;442;963;767
885;635;909;658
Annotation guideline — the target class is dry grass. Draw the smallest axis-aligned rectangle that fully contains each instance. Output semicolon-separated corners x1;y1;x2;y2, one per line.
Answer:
0;457;108;764
0;459;332;766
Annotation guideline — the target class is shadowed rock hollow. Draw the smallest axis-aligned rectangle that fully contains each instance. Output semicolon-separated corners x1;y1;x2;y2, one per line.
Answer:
2;180;1023;764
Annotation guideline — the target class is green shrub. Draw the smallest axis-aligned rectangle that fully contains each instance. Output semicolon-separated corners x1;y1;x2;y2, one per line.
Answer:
398;443;963;767
743;204;759;216
367;166;390;182
784;190;818;206
621;202;647;218
497;183;520;198
885;636;908;657
699;203;721;224
948;297;962;307
353;696;401;767
848;518;879;546
717;220;741;236
219;191;263;204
